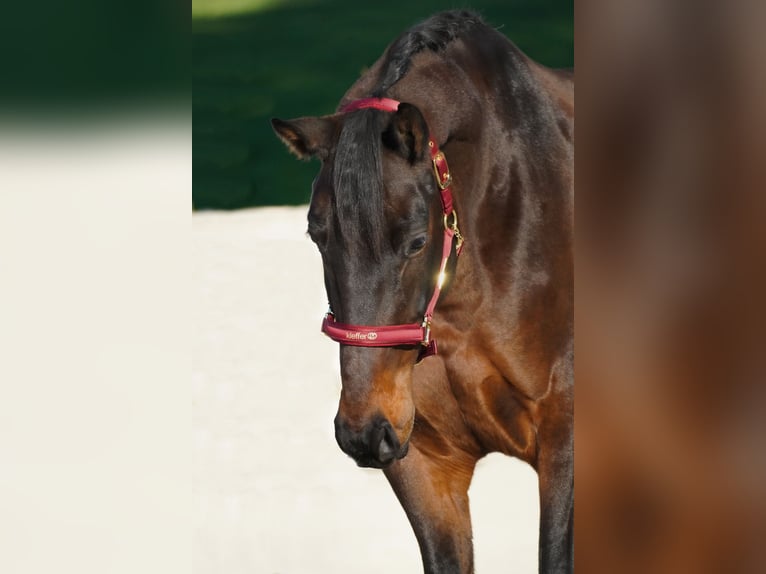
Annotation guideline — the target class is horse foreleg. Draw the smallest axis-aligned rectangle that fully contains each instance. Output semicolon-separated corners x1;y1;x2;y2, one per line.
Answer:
384;445;476;574
537;418;574;573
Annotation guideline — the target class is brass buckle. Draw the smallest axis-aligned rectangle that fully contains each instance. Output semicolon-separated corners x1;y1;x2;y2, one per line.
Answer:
421;317;432;346
432;151;452;190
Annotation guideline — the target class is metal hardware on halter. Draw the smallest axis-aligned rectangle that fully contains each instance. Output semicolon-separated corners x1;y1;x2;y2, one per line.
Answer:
432;151;452;190
421;317;432;346
444;209;464;254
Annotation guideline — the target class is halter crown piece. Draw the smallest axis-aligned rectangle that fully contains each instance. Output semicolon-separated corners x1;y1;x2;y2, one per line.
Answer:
320;97;464;362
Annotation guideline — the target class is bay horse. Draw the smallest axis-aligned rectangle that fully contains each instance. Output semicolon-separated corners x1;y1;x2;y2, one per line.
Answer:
272;10;573;573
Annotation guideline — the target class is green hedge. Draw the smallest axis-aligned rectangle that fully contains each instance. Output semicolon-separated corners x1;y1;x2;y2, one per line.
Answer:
193;0;573;210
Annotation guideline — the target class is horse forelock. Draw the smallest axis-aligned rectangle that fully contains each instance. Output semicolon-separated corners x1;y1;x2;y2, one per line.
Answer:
332;109;387;262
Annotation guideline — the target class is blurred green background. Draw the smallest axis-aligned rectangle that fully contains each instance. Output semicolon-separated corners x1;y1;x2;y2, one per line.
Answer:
193;0;573;210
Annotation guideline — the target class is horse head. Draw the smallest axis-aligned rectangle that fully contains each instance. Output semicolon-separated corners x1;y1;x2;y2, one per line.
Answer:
273;102;457;468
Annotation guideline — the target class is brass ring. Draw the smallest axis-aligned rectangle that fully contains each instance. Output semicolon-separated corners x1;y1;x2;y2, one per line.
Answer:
443;209;458;231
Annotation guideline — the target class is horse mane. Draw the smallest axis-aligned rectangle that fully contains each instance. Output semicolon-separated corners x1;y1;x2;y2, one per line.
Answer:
332;12;485;260
373;10;483;96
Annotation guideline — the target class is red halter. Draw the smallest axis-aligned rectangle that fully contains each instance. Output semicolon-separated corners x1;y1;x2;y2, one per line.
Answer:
321;97;464;361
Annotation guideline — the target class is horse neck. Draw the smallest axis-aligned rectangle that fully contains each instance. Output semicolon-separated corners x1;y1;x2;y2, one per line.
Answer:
341;36;574;289
342;40;573;398
381;45;573;246
394;46;574;388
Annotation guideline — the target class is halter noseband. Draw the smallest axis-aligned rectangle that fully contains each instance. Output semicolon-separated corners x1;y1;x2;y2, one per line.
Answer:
320;97;464;362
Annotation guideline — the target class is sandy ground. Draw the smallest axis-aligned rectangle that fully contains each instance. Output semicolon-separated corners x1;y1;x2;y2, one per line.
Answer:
193;207;539;573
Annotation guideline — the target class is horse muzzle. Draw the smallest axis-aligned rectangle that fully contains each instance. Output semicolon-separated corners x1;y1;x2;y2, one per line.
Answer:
334;415;410;469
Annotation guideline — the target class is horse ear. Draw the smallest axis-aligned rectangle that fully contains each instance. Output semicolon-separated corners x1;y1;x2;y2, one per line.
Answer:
271;116;336;160
382;103;430;164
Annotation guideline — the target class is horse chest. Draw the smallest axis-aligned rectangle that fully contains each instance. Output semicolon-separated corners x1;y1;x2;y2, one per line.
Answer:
447;363;539;463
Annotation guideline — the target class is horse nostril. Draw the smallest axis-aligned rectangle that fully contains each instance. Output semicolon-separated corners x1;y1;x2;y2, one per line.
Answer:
370;419;399;464
334;415;405;467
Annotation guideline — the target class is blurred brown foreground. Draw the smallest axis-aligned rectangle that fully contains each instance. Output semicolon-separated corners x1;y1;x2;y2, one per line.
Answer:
576;1;766;572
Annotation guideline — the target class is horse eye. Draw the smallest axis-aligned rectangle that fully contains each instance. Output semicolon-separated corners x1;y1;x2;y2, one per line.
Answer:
407;236;427;256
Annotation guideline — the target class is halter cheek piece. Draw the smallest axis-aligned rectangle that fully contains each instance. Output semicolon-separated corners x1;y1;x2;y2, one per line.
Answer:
321;97;464;362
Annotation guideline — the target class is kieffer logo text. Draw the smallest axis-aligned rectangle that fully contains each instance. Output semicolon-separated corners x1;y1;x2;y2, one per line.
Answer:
345;332;378;341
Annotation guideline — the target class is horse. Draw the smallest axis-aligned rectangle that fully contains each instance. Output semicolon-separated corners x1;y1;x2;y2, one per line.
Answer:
271;10;573;573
